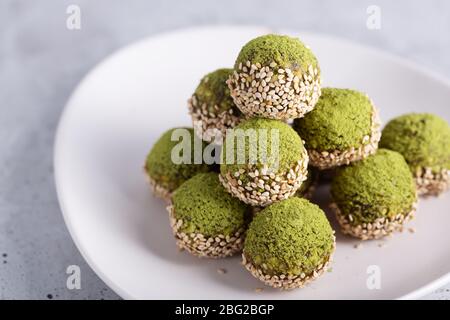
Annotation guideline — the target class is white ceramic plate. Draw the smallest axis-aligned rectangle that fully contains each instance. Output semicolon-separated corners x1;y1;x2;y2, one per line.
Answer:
54;26;450;300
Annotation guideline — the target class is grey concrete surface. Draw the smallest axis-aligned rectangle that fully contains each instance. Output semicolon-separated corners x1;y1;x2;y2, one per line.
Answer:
0;0;449;300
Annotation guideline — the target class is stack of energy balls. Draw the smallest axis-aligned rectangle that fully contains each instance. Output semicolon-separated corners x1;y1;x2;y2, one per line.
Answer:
144;34;450;290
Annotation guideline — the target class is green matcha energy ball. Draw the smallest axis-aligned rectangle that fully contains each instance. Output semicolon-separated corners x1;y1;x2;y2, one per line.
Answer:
169;172;250;258
188;68;242;143
293;87;381;170
330;149;418;240
219;118;309;207
144;128;210;201
380;113;450;196
242;197;335;289
227;34;321;120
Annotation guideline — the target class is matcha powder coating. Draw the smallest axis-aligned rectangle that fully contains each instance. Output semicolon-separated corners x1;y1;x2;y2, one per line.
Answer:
235;34;319;74
145;128;210;198
244;197;334;276
189;68;242;142
292;87;381;170
193;68;237;114
221;118;306;175
228;34;322;120
172;173;248;237
219;118;309;207
295;88;374;151
331;149;417;226
380;113;450;173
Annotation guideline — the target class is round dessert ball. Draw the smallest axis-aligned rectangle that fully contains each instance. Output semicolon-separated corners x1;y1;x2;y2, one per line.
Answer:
379;113;450;196
242;197;335;290
168;172;250;258
330;149;418;240
293;87;381;170
219;118;309;207
227;34;321;120
144;128;211;201
188;68;242;143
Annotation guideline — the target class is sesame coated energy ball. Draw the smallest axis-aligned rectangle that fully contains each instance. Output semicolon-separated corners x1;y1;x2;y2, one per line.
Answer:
144;128;211;201
219;118;309;207
293;88;381;170
188;68;242;143
379;113;450;196
242;197;335;290
330;149;418;240
168;172;250;258
227;34;321;120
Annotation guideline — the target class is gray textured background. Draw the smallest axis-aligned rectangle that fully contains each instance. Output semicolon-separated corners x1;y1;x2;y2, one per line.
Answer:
1;0;449;300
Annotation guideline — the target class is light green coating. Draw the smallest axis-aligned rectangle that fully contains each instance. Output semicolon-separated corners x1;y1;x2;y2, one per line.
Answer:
235;34;319;74
193;68;240;114
220;118;307;179
244;197;334;276
331;149;417;225
293;88;373;151
172;172;249;236
379;113;450;174
145;128;210;192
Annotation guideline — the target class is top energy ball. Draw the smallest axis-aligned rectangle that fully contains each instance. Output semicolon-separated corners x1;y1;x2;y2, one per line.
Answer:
227;34;321;120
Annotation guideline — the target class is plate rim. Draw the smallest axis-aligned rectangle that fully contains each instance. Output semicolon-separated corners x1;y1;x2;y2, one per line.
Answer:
54;25;450;300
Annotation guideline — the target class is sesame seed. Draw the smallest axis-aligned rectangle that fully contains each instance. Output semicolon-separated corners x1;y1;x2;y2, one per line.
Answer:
145;173;173;202
307;105;381;169
167;206;245;258
242;236;335;290
332;201;417;240
228;61;321;120
188;95;241;144
414;167;450;196
219;158;308;207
